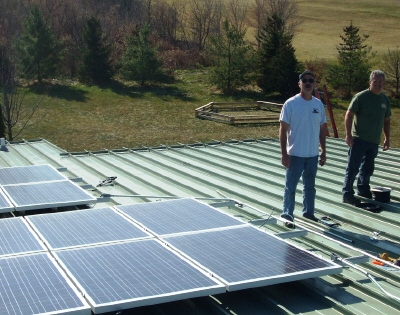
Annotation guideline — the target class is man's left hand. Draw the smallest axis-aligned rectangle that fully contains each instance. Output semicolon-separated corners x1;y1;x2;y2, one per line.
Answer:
383;139;390;151
319;153;326;166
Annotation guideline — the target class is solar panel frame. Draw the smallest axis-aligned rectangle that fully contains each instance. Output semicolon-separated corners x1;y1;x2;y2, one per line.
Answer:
26;207;153;249
163;225;343;291
0;252;91;315
0;188;14;213
54;239;225;314
0;217;46;257
117;198;246;235
0;164;67;185
2;180;97;211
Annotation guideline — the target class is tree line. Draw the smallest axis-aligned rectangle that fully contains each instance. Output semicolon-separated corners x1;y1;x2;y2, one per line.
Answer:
0;0;399;140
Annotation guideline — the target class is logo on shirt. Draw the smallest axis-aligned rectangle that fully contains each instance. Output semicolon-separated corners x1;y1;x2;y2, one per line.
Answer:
312;108;319;113
381;103;387;109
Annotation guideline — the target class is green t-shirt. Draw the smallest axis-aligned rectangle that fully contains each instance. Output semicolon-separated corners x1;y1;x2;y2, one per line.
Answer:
348;89;391;144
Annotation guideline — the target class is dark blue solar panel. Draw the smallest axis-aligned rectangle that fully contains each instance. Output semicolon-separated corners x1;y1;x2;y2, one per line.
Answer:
0;190;13;212
165;226;342;291
27;207;151;249
55;240;224;313
0;253;90;315
0;217;44;256
117;198;244;235
0;164;66;185
3;181;96;211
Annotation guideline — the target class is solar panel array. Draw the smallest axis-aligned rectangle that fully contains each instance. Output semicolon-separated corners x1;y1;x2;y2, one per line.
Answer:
0;197;342;314
0;217;45;256
165;225;341;291
0;164;66;185
26;207;152;249
0;165;96;213
0;253;90;315
0;190;13;212
55;240;225;314
117;197;246;235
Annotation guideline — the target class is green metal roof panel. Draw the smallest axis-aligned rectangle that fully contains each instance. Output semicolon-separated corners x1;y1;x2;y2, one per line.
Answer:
0;138;399;314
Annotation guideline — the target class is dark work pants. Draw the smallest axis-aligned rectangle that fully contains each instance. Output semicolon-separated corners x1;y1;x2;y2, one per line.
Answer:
342;138;378;197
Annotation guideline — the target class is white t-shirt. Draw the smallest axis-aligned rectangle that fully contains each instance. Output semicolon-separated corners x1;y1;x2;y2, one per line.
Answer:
279;94;326;157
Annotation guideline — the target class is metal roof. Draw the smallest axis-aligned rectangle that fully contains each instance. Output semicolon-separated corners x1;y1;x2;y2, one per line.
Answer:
1;137;400;314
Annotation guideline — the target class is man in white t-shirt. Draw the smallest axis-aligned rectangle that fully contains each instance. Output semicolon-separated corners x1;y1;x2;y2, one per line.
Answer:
279;70;327;228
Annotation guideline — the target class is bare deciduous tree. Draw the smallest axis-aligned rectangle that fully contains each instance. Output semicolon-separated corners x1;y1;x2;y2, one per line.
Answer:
0;0;25;45
226;0;248;33
381;47;400;98
0;46;42;141
152;0;180;43
251;0;299;48
188;0;224;51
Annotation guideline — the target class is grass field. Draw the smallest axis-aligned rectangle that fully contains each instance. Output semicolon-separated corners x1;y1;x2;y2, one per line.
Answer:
260;0;400;62
19;70;399;152
15;0;400;152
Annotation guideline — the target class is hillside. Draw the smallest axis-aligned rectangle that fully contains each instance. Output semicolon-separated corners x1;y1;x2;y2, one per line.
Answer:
293;0;400;62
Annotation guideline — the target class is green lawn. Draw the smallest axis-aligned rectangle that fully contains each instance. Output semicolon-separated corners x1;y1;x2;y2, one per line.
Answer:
19;73;280;151
18;70;399;152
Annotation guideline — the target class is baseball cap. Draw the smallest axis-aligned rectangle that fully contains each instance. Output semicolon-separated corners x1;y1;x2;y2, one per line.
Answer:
299;70;315;80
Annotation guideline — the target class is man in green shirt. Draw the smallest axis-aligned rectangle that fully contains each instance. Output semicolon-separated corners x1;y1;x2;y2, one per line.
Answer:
342;70;391;206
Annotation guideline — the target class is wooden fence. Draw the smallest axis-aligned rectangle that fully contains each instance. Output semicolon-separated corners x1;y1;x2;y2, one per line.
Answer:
195;101;283;125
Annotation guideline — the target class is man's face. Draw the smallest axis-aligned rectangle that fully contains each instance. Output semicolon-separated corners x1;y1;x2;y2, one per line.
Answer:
298;75;315;92
369;74;385;95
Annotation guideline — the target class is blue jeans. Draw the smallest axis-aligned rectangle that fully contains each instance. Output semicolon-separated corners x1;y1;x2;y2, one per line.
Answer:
281;155;318;220
342;138;378;197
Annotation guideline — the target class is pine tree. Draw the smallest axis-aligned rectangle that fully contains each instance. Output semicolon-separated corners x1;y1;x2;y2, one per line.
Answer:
207;20;254;93
120;25;164;86
79;17;113;84
257;14;300;98
14;6;62;83
327;21;374;99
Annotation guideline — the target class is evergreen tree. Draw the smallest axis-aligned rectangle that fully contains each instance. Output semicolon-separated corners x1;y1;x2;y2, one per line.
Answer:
207;20;254;93
327;21;374;99
120;25;164;86
256;14;300;98
79;17;113;84
14;6;62;83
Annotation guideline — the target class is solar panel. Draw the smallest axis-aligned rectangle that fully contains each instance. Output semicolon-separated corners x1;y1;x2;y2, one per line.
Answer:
0;189;13;213
164;225;342;291
0;217;45;256
2;180;97;211
54;240;225;314
117;198;245;235
0;253;90;315
0;164;66;185
27;207;152;249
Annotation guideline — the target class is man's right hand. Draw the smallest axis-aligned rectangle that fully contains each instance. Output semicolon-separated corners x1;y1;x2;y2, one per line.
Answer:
345;135;354;147
281;154;290;168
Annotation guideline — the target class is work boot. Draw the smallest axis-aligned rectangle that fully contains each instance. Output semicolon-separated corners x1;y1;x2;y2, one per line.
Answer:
303;213;319;222
342;195;361;206
357;191;373;199
281;215;294;228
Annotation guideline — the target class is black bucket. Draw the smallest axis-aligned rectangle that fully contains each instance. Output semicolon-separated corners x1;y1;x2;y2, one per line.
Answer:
371;187;391;203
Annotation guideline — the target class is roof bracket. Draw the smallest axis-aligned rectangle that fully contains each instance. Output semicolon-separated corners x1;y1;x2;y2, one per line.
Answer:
276;230;308;239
